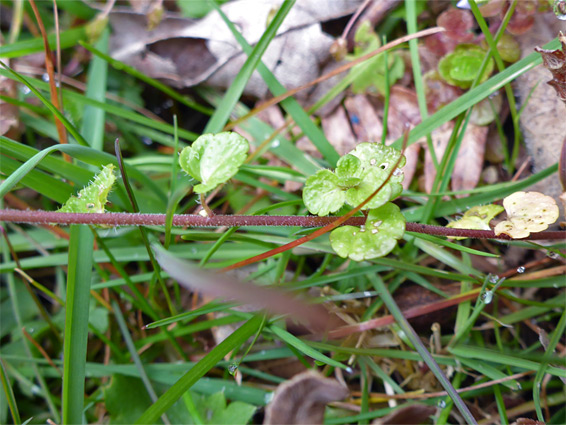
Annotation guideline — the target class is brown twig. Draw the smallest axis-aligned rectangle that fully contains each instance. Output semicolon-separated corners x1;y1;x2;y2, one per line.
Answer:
1;209;565;241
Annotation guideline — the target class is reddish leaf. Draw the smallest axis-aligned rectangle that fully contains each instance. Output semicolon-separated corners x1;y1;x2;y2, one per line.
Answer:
437;8;476;42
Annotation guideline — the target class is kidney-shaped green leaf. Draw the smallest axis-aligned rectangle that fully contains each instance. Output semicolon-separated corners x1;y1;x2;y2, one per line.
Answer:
330;202;405;261
303;169;346;216
179;132;249;193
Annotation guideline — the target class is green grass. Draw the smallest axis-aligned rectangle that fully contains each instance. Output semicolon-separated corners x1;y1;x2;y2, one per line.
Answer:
1;2;564;425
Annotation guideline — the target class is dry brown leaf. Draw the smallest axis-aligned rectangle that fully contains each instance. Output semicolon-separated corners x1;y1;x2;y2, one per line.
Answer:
109;0;362;99
386;86;423;188
371;403;436;425
510;419;545;425
343;95;383;142
263;370;349;425
515;15;566;215
0;59;19;138
424;121;454;193
535;31;566;104
451;123;489;196
320;105;357;156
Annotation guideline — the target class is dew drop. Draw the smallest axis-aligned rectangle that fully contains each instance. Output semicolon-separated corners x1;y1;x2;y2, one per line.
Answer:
345;367;354;374
482;290;493;304
373;220;383;227
265;392;275;404
20;85;31;95
370;158;377;166
352;231;357;236
363;291;372;297
547;251;560;259
393;168;402;176
272;140;280;148
554;0;566;20
360;225;366;232
141;136;153;146
31;385;42;395
42;73;50;82
488;274;499;284
437;399;447;408
516;266;525;274
371;229;378;234
228;363;238;375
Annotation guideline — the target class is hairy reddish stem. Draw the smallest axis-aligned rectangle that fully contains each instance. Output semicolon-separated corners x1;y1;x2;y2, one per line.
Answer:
0;209;565;240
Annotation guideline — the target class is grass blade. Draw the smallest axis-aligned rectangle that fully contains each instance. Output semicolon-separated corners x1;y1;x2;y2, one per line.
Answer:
61;225;94;424
366;273;478;424
204;0;296;133
134;314;263;424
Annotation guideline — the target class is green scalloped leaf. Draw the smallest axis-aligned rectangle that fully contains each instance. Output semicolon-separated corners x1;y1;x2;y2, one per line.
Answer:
348;142;406;202
330;202;405;261
303;170;346;216
302;142;406;216
179;131;249;194
58;164;116;213
438;44;494;89
336;154;363;187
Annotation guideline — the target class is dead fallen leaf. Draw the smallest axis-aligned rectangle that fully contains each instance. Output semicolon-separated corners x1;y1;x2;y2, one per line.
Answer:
343;94;383;143
109;0;362;99
451;123;489;196
510;419;545;425
424;121;454;193
263;370;349;425
0;59;19;138
371;403;436;425
535;31;566;104
320;104;357;156
515;15;566;216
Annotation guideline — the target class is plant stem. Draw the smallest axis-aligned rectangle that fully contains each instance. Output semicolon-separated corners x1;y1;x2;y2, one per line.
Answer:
0;209;565;240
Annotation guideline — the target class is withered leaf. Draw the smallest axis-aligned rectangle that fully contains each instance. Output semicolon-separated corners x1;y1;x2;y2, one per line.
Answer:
371;403;436;425
264;370;349;425
510;419;545;425
535;32;566;105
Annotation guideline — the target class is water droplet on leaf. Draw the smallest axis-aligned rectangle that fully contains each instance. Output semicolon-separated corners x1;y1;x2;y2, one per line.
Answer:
228;363;238;375
547;251;560;259
516;266;525;273
482;291;493;304
437;399;447;408
488;274;499;284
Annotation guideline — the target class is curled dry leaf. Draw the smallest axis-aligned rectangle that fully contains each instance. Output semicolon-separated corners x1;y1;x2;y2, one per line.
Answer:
535;31;566;104
263;370;348;425
494;191;559;238
371;403;436;425
109;0;361;99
